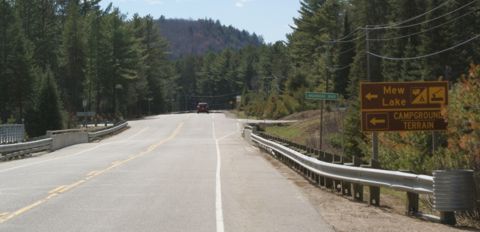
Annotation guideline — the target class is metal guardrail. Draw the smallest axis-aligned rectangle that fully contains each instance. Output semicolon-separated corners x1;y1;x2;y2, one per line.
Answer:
245;127;476;225
88;121;128;141
0;122;129;160
0;138;52;160
251;133;434;194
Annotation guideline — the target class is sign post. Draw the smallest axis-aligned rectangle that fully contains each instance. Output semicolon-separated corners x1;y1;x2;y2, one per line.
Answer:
305;92;338;150
360;81;448;206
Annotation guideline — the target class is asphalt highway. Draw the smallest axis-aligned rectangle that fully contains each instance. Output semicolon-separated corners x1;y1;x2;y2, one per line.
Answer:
0;113;333;232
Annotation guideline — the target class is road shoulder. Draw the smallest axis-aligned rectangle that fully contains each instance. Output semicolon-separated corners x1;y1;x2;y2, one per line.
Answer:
258;150;467;232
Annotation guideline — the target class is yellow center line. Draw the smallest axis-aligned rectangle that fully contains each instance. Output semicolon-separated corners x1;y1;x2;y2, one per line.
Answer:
87;170;99;176
0;212;9;219
0;122;184;224
48;185;66;194
3;199;46;222
58;180;86;193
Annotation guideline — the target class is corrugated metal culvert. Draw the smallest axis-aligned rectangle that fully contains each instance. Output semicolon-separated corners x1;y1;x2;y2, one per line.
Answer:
433;170;476;211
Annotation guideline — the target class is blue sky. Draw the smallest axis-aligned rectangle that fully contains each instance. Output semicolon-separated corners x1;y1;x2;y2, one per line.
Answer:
99;0;301;43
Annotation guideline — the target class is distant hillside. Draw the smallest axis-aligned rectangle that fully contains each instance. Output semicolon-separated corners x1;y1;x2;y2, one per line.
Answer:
156;17;264;59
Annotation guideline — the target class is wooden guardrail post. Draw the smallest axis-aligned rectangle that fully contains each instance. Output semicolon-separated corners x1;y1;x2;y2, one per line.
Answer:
406;191;419;215
332;154;342;193
401;170;419;215
353;156;364;201
315;150;326;187
369;159;381;206
324;152;334;190
440;212;456;225
342;158;353;197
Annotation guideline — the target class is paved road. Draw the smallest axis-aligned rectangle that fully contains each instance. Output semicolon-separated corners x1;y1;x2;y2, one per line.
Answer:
0;113;333;232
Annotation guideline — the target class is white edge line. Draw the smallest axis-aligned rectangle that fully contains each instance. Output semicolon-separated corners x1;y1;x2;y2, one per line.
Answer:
212;119;225;232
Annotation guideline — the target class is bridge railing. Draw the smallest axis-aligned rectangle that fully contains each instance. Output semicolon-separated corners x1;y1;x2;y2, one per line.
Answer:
0;124;25;144
0;138;52;160
0;121;128;160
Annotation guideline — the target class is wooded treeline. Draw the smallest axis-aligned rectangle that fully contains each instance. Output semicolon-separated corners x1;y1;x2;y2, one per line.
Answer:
2;0;480;176
157;18;264;59
0;0;172;136
180;0;479;173
284;0;480;172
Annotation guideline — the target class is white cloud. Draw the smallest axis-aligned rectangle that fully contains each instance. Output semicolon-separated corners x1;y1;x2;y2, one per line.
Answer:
145;0;163;5
235;0;252;8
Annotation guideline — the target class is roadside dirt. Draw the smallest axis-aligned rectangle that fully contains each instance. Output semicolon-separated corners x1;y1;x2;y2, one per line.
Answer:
281;110;323;120
260;152;475;232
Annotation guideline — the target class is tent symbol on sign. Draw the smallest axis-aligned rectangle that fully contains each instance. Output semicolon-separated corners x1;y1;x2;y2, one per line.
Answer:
411;87;428;104
429;87;446;104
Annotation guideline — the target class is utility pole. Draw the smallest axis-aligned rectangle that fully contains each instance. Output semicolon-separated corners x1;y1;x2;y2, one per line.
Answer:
365;26;379;167
320;47;333;150
366;25;380;206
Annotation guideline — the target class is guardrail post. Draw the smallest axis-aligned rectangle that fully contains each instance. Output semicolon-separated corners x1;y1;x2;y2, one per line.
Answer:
342;158;353;197
324;152;334;190
315;151;326;187
368;160;381;206
401;170;419;215
369;185;380;206
353;156;364;202
440;212;456;225
332;154;342;193
406;191;419;215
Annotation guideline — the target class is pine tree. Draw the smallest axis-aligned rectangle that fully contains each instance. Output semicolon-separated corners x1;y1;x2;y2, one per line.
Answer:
34;0;60;71
420;0;450;81
445;0;479;81
142;16;169;114
7;13;34;121
85;8;102;115
60;0;86;113
0;0;14;122
334;12;356;96
34;69;64;136
401;38;422;81
344;0;389;160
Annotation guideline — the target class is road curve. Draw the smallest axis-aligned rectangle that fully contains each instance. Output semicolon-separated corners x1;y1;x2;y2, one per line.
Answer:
0;113;333;232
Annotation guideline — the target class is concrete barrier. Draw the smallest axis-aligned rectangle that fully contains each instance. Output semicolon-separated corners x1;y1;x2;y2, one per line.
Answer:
51;132;89;151
242;127;253;144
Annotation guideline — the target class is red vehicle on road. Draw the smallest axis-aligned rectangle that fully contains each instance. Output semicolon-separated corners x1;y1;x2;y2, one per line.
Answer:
197;102;209;113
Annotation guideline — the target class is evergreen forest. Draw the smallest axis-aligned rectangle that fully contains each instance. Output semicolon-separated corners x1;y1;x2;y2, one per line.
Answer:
1;0;480;175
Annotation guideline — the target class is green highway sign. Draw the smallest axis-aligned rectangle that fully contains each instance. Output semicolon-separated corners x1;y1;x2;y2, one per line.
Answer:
305;92;338;101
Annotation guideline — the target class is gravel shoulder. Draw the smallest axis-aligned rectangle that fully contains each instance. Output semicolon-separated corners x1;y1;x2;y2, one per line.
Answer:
260;151;475;232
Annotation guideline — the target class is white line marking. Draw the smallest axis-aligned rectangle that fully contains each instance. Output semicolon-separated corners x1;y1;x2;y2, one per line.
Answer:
217;131;237;141
0;144;105;173
212;119;225;232
122;127;148;141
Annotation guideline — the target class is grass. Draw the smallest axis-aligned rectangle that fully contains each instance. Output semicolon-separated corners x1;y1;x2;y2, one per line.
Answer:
266;126;301;140
263;112;341;154
265;118;318;143
231;110;258;119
